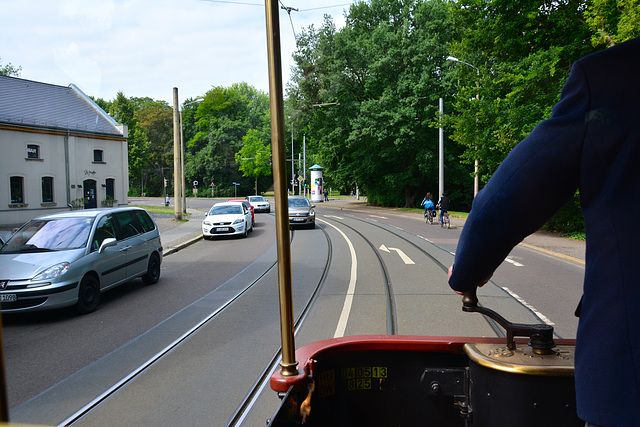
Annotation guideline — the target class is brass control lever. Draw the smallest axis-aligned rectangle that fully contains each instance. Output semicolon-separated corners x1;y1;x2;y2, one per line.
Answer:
462;288;556;355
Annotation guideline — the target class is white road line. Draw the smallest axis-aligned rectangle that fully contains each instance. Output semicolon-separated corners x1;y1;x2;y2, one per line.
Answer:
318;219;358;338
324;215;344;219
502;287;555;325
505;257;524;267
369;215;388;219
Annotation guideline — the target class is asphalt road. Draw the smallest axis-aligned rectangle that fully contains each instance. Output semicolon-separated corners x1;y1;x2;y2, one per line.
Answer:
3;199;585;425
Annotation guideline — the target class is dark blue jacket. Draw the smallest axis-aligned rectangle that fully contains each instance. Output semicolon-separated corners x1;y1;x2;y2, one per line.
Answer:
449;37;640;426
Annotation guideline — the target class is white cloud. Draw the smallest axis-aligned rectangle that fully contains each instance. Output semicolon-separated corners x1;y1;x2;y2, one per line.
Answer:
1;0;353;104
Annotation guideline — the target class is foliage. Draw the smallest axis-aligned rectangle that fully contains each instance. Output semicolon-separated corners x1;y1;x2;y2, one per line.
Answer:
446;0;599;189
542;191;585;234
0;58;21;76
287;0;468;208
586;0;640;47
235;129;272;195
183;83;271;198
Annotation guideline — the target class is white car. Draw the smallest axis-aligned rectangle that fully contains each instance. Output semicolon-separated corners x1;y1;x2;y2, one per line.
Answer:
202;202;253;239
246;195;271;213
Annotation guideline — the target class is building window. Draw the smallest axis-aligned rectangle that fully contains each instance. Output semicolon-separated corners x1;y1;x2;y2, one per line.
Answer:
93;149;104;162
26;144;40;159
106;178;115;199
10;176;24;204
42;176;54;203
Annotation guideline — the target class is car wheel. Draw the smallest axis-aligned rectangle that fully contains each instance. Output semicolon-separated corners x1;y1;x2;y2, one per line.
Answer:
142;253;161;285
74;274;100;314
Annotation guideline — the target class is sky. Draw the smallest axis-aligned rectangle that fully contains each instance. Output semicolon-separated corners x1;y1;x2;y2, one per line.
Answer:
1;0;354;105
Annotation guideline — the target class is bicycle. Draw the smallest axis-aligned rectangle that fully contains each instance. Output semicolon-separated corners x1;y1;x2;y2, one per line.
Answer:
424;209;436;225
441;211;450;229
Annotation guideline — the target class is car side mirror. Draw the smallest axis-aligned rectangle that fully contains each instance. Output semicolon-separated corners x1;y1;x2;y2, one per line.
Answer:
99;237;117;254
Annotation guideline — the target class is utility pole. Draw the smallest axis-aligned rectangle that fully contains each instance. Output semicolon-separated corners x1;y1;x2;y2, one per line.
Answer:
172;88;182;220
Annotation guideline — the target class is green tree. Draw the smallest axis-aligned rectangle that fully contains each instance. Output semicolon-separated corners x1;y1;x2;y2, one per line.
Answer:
446;0;598;187
235;129;272;195
586;0;640;47
184;83;271;197
288;0;465;208
0;58;21;76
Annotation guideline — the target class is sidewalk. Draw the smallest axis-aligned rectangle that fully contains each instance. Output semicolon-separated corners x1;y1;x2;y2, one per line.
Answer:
150;208;205;256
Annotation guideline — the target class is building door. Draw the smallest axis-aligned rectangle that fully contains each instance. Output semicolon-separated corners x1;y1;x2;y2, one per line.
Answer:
83;179;97;209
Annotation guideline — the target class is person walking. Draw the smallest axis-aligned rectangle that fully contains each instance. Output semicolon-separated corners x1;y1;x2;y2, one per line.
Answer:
447;37;640;426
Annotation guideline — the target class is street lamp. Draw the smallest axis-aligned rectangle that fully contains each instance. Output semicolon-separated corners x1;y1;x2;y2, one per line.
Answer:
180;98;204;213
447;56;480;197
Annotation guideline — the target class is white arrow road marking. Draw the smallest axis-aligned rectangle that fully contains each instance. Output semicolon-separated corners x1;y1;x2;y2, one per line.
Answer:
379;244;415;264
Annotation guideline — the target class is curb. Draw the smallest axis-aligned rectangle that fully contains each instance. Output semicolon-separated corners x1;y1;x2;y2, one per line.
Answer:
163;234;203;257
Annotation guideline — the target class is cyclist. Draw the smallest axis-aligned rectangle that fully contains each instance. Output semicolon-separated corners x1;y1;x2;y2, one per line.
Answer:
420;192;435;221
437;192;451;226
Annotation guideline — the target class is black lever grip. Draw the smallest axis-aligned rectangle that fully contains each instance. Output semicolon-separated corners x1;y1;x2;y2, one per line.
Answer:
460;287;555;354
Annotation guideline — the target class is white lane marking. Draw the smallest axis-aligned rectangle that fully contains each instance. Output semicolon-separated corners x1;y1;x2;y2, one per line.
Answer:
379;244;415;265
505;257;524;267
324;215;344;219
369;215;388;219
318;219;358;338
502;287;555;325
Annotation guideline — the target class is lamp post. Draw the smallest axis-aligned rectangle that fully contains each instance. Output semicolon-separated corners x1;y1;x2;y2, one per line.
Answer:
172;88;182;221
446;56;480;198
180;98;204;213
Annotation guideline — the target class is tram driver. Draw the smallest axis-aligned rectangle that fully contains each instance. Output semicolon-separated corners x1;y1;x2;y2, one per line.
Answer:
447;37;640;427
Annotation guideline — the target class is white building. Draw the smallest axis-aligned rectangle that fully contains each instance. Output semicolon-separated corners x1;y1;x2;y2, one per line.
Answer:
0;75;128;226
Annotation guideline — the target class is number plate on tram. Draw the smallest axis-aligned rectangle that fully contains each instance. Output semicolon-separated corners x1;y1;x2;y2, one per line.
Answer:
1;294;17;302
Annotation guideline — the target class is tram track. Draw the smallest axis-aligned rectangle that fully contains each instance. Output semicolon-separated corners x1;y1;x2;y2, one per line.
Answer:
229;218;401;425
329;213;568;340
23;208;565;426
60;224;335;427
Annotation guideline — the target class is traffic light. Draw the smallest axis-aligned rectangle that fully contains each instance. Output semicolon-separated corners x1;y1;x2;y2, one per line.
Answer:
163;178;168;188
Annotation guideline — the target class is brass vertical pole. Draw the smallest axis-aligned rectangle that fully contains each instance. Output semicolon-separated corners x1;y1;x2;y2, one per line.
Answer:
172;88;183;220
264;0;298;376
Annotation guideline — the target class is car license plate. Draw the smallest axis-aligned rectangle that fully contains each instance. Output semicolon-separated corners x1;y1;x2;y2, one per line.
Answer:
293;218;305;222
1;294;17;302
215;227;229;232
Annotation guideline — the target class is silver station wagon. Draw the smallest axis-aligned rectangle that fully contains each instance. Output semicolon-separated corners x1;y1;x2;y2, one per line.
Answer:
0;207;162;314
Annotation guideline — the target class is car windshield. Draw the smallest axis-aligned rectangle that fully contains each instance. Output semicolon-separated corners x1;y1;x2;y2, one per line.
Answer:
249;196;265;202
289;198;310;208
0;218;93;253
209;205;242;215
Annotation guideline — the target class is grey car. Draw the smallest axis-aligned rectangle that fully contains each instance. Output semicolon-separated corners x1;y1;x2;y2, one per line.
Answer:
288;196;316;229
0;207;162;314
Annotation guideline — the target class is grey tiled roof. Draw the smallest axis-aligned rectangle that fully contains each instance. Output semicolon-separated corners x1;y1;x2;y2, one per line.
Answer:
0;75;124;137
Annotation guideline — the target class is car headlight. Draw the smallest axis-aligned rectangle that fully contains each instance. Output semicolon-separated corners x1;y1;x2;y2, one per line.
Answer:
32;262;70;281
309;209;316;217
203;220;211;226
232;218;244;225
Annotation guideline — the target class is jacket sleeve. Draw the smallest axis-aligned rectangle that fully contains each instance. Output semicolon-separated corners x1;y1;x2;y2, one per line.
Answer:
448;61;591;292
